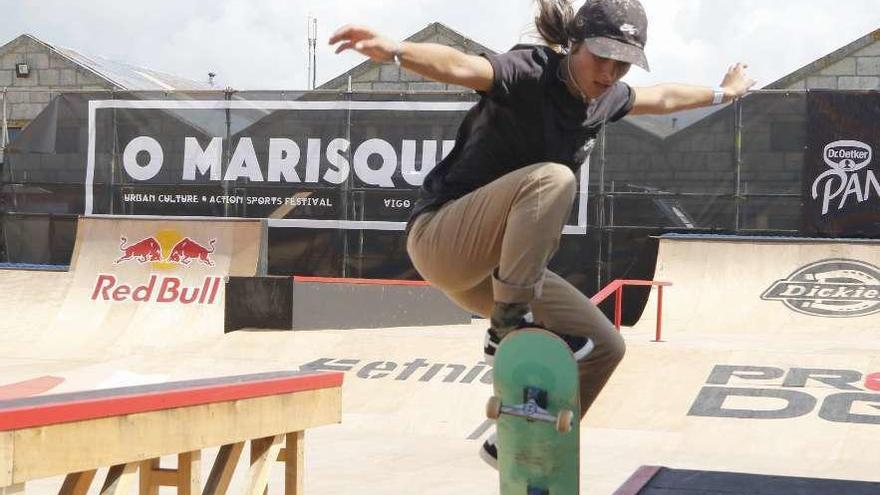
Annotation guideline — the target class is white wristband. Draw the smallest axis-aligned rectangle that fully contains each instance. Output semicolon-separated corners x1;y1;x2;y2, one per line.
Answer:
391;44;403;66
712;88;726;105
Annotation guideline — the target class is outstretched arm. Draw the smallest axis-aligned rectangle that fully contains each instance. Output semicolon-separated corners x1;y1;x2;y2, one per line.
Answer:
329;25;494;92
630;63;757;115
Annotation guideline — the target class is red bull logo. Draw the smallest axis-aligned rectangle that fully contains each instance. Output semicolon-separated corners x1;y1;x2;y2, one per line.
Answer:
101;230;222;305
168;237;216;266
115;236;163;264
114;235;216;267
92;274;221;305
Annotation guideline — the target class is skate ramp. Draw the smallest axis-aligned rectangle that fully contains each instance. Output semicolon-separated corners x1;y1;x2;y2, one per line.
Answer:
2;226;879;494
591;234;880;493
0;215;495;494
636;234;880;338
9;216;266;359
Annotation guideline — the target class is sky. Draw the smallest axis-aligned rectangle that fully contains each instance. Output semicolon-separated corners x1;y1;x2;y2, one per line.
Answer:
2;0;880;91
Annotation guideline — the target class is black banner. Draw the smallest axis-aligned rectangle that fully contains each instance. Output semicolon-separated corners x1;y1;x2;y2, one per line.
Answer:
88;99;468;227
805;91;880;237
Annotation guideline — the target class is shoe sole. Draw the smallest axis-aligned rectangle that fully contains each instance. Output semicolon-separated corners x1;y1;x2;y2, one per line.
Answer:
479;444;498;470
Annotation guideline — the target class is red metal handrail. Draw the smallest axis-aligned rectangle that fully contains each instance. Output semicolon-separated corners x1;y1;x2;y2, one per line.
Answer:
591;279;672;342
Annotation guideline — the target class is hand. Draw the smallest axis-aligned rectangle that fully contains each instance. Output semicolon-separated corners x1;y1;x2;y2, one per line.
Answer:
329;25;400;63
720;62;757;99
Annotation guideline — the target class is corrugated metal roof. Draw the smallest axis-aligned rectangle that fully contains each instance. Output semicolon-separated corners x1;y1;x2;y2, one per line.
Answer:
20;34;213;91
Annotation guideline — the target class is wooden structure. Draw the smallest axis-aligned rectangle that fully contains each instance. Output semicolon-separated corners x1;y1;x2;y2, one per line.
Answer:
0;370;343;495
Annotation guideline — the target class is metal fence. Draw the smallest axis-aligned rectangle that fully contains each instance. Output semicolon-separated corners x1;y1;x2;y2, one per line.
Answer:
0;88;834;311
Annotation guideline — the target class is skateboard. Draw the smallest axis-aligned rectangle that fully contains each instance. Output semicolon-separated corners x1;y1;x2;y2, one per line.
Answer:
486;328;582;495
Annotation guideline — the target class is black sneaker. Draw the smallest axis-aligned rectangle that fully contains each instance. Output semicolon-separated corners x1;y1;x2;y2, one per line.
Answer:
484;329;594;365
479;432;498;470
483;327;502;365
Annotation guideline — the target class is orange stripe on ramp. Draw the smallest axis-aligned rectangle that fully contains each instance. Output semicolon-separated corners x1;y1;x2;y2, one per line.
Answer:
0;376;65;400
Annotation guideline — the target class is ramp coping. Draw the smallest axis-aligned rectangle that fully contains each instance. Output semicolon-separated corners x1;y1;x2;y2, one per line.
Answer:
0;370;343;431
658;233;880;244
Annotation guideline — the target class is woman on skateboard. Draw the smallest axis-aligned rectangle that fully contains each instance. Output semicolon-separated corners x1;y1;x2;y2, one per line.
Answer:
331;0;755;468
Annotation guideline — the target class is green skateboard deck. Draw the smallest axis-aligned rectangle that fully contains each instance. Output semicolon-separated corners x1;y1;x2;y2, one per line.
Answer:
487;328;581;495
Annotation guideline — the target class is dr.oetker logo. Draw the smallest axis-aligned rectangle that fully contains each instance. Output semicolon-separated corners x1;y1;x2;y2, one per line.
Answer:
812;140;877;215
824;140;872;172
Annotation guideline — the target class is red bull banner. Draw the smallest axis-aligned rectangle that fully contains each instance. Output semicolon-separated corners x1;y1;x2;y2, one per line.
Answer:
804;91;880;237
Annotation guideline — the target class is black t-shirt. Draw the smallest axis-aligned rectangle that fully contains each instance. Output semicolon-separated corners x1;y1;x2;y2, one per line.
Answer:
408;44;635;225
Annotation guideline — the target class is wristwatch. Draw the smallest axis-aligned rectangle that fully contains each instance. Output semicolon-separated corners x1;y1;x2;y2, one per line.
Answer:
712;88;726;105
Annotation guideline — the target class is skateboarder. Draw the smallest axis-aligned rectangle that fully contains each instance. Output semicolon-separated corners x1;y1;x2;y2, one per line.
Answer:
331;0;755;469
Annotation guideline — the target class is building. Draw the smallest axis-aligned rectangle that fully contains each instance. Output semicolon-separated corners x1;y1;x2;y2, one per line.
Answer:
0;33;212;142
2;22;879;280
767;29;880;90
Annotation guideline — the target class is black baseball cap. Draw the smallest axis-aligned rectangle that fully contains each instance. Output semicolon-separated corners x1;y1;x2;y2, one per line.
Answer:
574;0;650;71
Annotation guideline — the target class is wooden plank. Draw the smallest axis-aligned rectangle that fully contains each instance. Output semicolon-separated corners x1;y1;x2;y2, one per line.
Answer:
249;440;272;495
0;483;23;495
59;470;97;495
145;468;178;487
0;431;11;488
284;432;304;495
100;464;139;495
138;459;160;495
11;387;341;483
202;443;243;495
0;373;342;431
178;452;201;495
246;436;283;495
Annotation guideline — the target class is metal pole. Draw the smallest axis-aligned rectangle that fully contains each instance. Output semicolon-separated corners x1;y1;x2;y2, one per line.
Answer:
306;16;312;90
111;90;119;215
224;88;233;217
655;285;664;342
312;18;318;90
0;87;7;164
614;285;623;331
734;97;744;232
596;125;607;290
307;16;318;90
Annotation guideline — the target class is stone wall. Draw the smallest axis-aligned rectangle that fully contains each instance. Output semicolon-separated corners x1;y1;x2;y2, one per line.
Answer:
1;35;111;126
782;37;880;90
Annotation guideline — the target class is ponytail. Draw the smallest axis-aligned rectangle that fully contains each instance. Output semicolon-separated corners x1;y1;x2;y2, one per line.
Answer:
534;0;579;50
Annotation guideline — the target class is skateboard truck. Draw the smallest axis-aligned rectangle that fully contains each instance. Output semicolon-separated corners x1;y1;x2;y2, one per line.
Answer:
486;386;574;433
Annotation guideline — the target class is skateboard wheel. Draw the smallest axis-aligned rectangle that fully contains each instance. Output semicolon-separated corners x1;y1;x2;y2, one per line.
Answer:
556;409;574;433
486;396;502;420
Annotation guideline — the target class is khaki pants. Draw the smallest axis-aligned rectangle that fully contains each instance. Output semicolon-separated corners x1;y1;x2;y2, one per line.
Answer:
407;162;625;414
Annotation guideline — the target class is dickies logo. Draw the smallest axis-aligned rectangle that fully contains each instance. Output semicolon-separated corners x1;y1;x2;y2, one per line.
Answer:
761;259;880;318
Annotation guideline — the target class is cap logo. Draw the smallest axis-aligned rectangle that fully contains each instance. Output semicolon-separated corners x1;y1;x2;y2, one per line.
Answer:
620;23;639;36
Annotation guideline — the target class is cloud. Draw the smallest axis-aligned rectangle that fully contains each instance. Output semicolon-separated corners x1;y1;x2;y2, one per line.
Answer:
2;0;879;90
